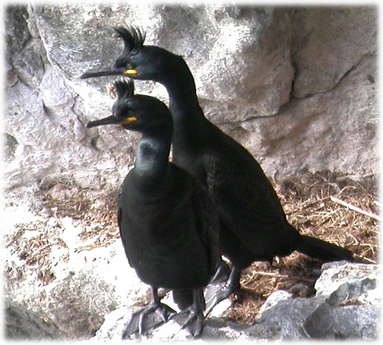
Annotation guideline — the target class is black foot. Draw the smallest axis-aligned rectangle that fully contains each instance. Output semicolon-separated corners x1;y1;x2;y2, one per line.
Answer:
171;305;205;338
121;302;176;339
170;289;206;338
204;285;233;316
204;267;242;317
179;308;204;338
210;260;231;285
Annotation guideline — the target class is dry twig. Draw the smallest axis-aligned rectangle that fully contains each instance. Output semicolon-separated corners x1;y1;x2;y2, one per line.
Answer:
330;196;380;221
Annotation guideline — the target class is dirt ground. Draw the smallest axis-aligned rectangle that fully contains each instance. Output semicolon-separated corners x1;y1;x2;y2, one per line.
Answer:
225;170;379;323
21;169;380;324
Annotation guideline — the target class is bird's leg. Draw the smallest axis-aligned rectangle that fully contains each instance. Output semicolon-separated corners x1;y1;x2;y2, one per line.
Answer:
204;260;232;314
204;266;242;317
173;289;206;338
121;287;176;339
138;287;176;334
210;259;232;285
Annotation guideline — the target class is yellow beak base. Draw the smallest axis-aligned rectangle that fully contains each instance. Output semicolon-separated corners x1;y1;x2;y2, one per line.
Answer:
123;69;138;76
123;116;138;125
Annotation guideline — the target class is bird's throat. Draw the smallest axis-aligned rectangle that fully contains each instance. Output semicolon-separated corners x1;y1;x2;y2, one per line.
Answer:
135;138;170;181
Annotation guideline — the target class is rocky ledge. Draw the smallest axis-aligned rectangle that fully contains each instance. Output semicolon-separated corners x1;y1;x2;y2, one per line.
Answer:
77;261;380;342
6;259;379;342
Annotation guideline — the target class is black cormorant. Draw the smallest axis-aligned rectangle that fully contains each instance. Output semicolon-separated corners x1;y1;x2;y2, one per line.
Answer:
86;79;221;337
81;26;354;313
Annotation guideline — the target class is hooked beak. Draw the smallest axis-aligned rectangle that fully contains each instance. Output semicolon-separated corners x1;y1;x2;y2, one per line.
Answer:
86;115;138;128
80;68;138;79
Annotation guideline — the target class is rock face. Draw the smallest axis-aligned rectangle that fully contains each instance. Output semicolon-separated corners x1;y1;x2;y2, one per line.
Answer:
4;4;378;196
4;211;149;340
3;3;379;342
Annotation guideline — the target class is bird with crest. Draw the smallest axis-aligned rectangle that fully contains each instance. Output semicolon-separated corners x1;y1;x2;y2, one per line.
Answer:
81;26;354;316
85;78;222;338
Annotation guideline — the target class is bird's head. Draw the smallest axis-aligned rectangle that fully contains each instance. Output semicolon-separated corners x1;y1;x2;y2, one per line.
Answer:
86;79;172;133
81;26;177;84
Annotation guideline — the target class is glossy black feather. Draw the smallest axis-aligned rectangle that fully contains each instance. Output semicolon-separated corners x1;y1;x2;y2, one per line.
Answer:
114;77;135;99
114;26;146;67
81;27;354;312
88;79;220;337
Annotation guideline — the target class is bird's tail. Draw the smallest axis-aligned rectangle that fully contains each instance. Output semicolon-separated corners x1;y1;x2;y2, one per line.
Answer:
295;234;354;262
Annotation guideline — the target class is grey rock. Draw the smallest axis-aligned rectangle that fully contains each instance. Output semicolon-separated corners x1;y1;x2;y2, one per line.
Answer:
4;4;378;195
5;6;31;63
303;301;336;338
5;298;67;340
331;305;378;339
85;307;263;342
4;214;148;340
291;7;377;98
252;296;326;340
256;289;292;320
302;301;379;340
314;261;379;304
72;261;379;342
3;133;19;161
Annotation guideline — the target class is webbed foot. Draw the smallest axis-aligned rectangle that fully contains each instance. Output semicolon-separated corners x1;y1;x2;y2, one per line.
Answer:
122;287;176;339
204;267;241;317
171;289;206;338
172;306;204;338
122;302;176;338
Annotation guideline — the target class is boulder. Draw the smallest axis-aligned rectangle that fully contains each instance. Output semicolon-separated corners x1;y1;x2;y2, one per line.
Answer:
75;261;379;342
5;298;67;340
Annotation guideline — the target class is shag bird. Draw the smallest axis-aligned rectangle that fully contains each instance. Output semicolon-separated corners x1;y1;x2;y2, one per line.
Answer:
86;79;221;338
81;26;354;313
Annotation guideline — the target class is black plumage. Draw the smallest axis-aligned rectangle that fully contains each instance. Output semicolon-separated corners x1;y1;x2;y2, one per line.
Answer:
86;79;221;337
81;26;354;313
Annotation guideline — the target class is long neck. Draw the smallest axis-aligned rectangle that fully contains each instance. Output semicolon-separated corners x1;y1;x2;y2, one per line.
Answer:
161;57;209;137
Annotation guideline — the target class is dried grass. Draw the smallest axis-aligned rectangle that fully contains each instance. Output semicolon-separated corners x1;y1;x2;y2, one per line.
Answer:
6;170;378;324
226;170;379;324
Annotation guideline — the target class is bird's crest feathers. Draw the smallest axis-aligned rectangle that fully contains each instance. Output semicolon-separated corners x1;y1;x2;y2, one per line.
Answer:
114;26;146;64
114;79;135;100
